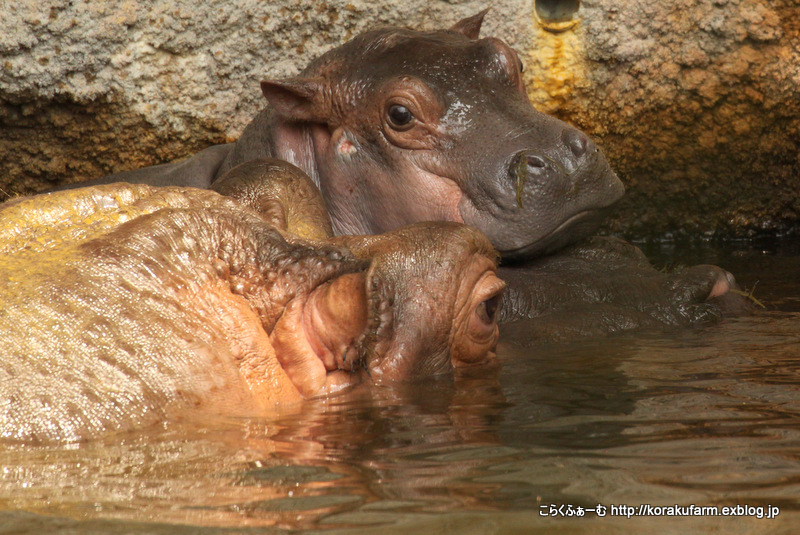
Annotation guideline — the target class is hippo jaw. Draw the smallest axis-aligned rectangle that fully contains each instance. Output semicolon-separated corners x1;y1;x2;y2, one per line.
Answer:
497;208;612;261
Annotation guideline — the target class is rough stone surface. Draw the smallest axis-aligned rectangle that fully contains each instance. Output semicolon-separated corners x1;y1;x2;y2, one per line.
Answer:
0;0;530;195
526;0;800;239
1;0;798;238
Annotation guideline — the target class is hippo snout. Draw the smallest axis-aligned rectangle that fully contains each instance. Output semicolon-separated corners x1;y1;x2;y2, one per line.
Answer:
459;123;623;261
510;128;597;197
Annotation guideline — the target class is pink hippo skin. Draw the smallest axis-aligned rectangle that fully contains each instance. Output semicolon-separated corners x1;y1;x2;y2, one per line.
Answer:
0;184;504;443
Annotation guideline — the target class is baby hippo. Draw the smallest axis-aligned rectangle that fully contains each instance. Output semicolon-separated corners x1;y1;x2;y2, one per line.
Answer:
0;184;504;443
213;158;751;341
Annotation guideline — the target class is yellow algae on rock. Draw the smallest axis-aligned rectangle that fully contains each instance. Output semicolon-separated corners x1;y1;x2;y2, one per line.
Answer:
524;20;587;117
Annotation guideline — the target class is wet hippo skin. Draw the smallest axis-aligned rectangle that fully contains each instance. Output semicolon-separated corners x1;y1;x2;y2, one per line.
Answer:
68;11;624;260
0;185;504;443
213;158;751;338
60;11;748;331
498;237;750;341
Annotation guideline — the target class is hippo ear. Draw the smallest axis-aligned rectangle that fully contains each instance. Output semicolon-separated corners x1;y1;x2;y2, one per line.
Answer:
449;9;489;40
260;77;329;123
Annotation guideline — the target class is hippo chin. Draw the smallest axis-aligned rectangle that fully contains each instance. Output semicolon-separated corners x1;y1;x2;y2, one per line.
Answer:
72;11;623;259
0;185;503;443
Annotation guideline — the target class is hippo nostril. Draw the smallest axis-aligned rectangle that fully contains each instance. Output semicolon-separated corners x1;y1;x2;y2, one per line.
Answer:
510;150;553;208
510;151;550;208
526;155;547;170
562;129;588;158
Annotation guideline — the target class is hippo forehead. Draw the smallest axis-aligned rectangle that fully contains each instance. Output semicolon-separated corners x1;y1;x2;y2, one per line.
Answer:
305;28;514;100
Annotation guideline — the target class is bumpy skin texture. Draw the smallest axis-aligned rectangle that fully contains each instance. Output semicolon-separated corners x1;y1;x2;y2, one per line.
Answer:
0;184;503;443
0;185;357;443
214;158;751;336
213;160;505;376
75;12;623;259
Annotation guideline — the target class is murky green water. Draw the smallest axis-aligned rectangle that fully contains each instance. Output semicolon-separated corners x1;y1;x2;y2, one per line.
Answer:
1;241;799;534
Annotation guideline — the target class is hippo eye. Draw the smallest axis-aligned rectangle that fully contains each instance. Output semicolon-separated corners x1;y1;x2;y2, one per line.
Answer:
387;104;415;130
476;294;500;324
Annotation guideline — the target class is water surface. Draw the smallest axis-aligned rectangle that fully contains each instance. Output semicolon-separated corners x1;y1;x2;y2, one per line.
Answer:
1;241;798;534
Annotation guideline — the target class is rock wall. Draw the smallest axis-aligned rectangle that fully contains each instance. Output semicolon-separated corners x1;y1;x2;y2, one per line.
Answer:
0;0;529;195
526;0;800;239
2;0;798;239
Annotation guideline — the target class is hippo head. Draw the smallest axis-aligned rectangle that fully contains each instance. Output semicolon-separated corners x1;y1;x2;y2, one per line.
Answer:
271;222;505;396
261;11;624;260
330;222;505;381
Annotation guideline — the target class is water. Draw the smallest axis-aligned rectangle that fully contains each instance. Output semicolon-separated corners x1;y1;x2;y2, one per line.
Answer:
1;241;799;534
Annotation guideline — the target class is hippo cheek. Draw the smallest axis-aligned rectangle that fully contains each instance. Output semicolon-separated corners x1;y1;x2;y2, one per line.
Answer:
269;273;369;398
311;127;466;235
342;164;465;235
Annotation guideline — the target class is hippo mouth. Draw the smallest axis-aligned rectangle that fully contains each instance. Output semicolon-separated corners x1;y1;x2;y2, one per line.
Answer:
499;209;607;262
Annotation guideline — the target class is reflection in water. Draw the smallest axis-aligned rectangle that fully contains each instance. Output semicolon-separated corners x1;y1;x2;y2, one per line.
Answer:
1;243;800;533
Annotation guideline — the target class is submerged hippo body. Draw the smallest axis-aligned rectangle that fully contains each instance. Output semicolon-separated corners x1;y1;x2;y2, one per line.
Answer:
80;11;624;259
0;185;503;443
498;237;749;340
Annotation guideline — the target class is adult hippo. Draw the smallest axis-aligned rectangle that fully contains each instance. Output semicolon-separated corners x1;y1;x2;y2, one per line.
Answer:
71;10;624;260
65;11;748;329
0;185;504;443
214;159;750;339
